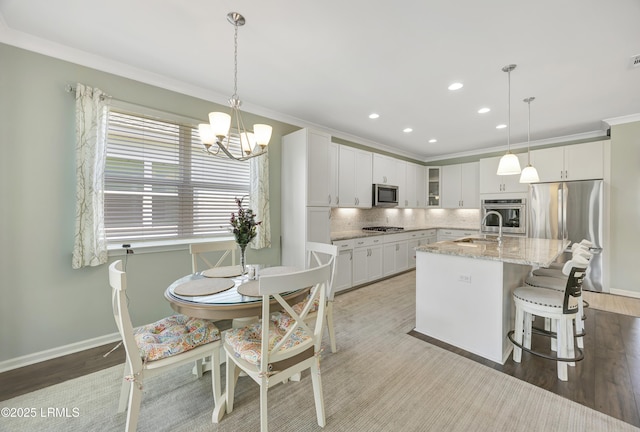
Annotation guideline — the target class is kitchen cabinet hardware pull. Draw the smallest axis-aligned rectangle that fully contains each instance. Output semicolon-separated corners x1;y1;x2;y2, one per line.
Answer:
328;194;331;204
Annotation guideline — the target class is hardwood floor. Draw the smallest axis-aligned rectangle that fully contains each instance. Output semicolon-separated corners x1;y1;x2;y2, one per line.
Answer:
1;290;638;428
410;305;640;427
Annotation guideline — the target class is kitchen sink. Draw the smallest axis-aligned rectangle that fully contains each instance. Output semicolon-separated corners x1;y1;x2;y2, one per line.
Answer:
453;237;499;245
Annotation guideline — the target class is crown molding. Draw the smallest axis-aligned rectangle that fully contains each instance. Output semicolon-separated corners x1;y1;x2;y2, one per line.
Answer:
602;113;640;127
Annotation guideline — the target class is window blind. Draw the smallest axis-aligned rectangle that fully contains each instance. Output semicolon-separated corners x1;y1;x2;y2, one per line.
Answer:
104;109;250;243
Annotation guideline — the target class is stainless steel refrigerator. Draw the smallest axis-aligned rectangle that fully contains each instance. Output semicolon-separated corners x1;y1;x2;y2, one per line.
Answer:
529;179;604;292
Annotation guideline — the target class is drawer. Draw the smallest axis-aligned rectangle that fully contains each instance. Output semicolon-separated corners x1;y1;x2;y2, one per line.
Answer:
383;232;411;243
333;239;354;251
353;236;383;248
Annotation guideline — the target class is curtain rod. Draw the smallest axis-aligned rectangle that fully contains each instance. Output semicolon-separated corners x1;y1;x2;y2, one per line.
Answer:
65;84;111;101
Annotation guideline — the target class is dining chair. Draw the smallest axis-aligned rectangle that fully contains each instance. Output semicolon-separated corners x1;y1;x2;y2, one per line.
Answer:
293;242;339;352
109;260;223;431
189;240;239;273
224;262;332;432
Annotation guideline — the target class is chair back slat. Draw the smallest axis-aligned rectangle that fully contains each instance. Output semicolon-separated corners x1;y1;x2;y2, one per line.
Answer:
189;240;238;272
305;242;338;301
258;263;331;372
563;266;586;314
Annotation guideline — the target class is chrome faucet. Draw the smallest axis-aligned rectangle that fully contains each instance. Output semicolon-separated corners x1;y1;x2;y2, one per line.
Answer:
482;210;503;246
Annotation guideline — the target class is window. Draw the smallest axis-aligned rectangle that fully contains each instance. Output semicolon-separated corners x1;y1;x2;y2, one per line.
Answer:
104;107;249;244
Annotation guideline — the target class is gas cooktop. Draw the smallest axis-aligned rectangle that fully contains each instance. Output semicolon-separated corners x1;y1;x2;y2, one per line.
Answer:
362;226;405;232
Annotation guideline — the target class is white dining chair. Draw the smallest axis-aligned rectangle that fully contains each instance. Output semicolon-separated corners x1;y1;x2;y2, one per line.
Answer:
109;260;224;431
189;240;239;273
224;262;332;432
294;242;339;352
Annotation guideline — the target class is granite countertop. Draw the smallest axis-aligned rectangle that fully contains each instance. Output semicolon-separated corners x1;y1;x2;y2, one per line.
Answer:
415;236;570;267
330;226;478;242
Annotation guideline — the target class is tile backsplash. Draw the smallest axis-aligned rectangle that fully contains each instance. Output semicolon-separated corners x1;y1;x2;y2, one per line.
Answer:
330;207;480;232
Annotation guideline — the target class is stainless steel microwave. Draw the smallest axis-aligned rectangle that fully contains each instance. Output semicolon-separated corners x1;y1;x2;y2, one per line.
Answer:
481;198;527;235
372;184;399;207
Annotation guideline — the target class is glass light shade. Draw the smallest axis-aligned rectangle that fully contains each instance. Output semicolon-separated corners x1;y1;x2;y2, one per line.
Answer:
208;112;231;137
198;123;216;145
519;164;540;183
253;124;272;147
240;132;256;154
496;152;522;175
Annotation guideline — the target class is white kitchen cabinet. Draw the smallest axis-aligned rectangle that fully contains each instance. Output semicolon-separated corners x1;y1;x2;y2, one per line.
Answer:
479;154;529;194
427;167;441;207
383;234;409;277
372;154;399;186
352;236;383;286
530;141;604;182
395;160;407;208
333;240;354;292
407;230;436;268
338;145;372;208
441;162;479;209
281;128;335;268
405;162;426;208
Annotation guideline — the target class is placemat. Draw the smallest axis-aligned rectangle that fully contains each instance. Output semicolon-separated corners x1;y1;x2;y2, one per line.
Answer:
174;278;235;296
237;280;260;297
202;265;243;278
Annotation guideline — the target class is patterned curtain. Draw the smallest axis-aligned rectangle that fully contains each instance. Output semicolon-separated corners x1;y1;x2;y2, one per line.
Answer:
71;83;110;269
249;151;271;249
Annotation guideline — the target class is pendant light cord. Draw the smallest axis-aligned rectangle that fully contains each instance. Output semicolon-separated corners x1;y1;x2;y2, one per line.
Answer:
507;69;511;152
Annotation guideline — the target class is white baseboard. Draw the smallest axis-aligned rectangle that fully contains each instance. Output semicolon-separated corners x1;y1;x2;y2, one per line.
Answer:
0;333;121;374
608;287;640;299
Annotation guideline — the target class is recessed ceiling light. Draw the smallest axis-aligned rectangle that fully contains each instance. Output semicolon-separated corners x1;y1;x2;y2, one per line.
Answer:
403;128;413;133
448;82;463;91
496;124;507;129
428;139;437;143
369;113;380;119
478;107;491;114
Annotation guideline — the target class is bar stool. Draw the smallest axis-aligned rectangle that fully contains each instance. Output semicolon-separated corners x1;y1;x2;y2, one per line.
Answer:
526;253;591;348
508;266;587;381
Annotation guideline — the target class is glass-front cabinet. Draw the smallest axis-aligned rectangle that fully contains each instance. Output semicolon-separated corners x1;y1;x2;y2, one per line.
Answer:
427;167;441;207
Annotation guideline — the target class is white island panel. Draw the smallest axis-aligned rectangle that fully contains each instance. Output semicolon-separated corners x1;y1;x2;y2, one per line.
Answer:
416;252;531;364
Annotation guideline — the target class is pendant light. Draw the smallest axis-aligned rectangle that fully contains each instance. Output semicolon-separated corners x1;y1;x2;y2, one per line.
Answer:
496;64;522;176
519;97;540;183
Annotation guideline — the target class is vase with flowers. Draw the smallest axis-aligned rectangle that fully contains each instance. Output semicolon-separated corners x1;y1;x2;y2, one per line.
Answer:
230;196;261;275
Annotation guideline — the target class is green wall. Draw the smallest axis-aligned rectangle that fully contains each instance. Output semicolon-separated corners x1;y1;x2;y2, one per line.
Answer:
0;43;297;364
609;121;640;294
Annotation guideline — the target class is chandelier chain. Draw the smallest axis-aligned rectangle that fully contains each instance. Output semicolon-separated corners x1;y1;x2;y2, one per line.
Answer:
233;20;238;101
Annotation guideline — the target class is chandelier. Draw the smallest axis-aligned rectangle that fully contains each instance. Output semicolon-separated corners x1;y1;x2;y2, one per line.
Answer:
496;64;522;176
198;12;272;161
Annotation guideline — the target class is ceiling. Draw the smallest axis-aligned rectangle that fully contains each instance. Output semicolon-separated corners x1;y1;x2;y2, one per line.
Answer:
1;0;639;161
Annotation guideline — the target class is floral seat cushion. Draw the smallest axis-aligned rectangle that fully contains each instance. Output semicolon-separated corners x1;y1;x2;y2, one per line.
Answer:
225;312;310;367
290;294;321;316
134;315;220;362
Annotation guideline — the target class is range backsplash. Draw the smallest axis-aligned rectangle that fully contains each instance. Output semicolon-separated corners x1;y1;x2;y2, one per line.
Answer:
330;208;480;232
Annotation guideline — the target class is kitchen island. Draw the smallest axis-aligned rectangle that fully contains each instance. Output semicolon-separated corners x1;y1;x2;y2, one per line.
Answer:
415;236;569;364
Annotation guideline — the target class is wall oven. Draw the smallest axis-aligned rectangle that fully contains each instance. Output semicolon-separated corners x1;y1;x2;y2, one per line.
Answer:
481;198;527;235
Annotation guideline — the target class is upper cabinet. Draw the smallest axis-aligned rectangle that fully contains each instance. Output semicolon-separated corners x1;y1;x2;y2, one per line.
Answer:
395;160;407;208
373;154;400;185
530;141;604;182
479;154;529;194
338;145;373;208
427;167;441;207
441;162;479;209
282;128;337;207
404;162;426;208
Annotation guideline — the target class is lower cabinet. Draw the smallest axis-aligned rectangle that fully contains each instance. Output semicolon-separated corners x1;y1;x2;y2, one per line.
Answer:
333;240;354;293
352;237;383;286
383;233;409;276
408;229;437;268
